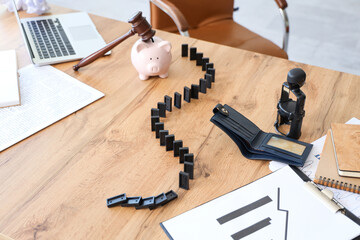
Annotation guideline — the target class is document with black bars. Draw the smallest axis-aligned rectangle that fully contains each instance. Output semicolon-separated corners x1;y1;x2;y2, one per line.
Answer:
161;166;360;240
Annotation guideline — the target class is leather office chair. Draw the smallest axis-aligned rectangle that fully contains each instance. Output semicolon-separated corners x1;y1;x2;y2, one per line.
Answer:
150;0;289;59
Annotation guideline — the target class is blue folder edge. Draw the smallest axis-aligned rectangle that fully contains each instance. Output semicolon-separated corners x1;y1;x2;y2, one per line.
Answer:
160;222;174;240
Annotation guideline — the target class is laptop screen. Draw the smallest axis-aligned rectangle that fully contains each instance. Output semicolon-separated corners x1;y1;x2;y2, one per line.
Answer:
11;0;34;63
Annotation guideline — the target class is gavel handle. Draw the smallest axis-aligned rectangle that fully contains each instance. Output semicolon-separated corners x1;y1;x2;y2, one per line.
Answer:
73;29;136;71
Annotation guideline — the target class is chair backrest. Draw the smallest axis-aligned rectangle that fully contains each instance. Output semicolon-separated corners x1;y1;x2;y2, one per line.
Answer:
150;0;234;32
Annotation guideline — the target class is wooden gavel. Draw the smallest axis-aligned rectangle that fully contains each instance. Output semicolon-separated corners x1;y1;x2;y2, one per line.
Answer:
73;12;155;71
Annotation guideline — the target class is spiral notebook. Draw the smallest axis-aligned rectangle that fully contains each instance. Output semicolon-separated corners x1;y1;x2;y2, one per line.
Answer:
331;124;360;177
314;129;360;193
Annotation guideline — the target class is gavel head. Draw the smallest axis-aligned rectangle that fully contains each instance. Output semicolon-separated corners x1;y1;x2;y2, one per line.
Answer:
128;12;156;42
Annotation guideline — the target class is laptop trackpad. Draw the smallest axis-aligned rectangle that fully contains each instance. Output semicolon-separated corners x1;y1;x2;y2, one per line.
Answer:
68;25;99;41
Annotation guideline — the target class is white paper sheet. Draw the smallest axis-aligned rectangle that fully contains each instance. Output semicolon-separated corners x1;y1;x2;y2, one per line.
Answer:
0;50;20;108
162;166;360;240
0;64;104;151
269;118;360;216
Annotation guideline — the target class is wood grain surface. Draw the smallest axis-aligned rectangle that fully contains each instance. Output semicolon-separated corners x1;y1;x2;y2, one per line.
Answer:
0;5;359;240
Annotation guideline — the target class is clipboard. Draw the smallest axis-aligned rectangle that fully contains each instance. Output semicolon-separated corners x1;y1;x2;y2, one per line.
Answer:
161;166;360;240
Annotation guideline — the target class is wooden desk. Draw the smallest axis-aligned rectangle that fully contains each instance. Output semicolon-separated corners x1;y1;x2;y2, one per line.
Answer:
0;5;359;240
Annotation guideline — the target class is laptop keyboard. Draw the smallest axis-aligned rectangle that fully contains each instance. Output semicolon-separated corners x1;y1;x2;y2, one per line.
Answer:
27;18;76;59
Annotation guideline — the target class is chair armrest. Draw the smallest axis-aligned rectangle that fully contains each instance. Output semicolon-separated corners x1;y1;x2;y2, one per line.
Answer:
150;0;190;36
274;0;289;51
274;0;288;10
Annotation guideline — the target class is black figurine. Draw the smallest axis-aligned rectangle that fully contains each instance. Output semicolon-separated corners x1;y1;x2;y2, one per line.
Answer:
275;68;306;139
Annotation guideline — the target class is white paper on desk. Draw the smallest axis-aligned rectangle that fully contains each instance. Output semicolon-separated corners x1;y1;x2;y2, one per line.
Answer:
161;166;360;240
269;118;360;216
0;50;20;108
0;65;104;152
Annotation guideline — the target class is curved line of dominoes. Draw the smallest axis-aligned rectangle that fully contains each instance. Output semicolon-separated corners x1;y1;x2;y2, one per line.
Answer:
106;44;216;210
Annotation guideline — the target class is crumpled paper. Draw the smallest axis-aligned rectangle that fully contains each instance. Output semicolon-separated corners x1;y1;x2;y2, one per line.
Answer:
0;0;50;15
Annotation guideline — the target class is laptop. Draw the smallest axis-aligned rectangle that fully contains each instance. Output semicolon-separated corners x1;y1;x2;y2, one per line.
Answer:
12;0;109;66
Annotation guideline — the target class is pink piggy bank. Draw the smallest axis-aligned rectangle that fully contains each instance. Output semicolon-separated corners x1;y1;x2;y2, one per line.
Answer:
131;36;172;80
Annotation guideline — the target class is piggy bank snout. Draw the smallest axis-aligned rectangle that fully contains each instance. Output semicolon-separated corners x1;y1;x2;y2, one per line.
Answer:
147;61;161;73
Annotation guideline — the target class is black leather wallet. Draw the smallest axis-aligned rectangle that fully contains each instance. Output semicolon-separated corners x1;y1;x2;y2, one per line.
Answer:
210;104;313;166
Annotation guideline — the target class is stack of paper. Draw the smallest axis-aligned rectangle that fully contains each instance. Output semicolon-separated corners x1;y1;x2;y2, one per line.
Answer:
0;50;20;108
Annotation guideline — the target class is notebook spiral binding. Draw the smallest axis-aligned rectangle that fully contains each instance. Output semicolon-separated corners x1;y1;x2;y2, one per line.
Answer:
314;176;360;194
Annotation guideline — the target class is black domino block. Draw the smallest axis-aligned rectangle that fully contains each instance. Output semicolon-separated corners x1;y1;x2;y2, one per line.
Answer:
161;190;178;206
179;147;189;163
207;68;215;82
191;84;199;99
159;130;169;146
107;193;127;208
151;116;159;131
202;57;209;71
184;161;194;179
196;52;203;66
164;95;172;112
158;102;166;117
190;47;197;60
154;193;167;205
135;196;155;209
165;134;175;151
181;44;188;57
120;196;142;207
179;171;190;190
184;86;191;103
173;140;183;157
205;73;212;88
149;193;168;210
206;63;214;72
155;122;164;138
184;153;194;163
151;108;159;117
199;78;207;93
174;92;181;109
